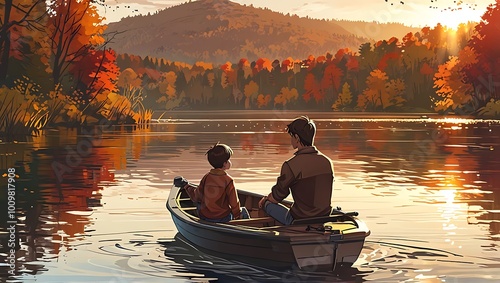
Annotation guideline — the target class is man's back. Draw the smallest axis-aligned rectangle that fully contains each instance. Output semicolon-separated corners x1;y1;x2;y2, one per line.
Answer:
271;146;334;219
286;147;334;219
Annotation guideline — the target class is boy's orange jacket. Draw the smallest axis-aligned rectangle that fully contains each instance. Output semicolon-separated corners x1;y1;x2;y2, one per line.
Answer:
184;168;242;220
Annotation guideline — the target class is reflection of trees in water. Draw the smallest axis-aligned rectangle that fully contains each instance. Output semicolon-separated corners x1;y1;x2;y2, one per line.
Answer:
1;118;498;278
0;130;119;277
465;172;500;239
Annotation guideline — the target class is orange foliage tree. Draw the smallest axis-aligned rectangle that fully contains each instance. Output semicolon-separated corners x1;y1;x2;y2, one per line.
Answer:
433;47;476;112
46;0;106;86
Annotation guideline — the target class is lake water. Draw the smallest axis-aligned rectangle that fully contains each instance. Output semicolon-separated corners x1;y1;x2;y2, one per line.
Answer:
1;110;499;282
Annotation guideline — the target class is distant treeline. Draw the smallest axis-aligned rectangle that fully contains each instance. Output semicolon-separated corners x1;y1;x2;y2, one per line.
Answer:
116;18;499;116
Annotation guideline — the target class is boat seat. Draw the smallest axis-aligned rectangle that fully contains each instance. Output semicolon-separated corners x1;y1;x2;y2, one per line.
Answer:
226;216;275;226
181;207;198;211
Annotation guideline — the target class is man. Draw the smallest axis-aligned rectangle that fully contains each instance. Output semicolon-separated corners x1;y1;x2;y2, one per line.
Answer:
258;116;334;225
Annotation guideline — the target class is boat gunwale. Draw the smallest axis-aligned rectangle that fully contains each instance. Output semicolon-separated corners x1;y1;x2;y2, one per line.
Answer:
167;185;291;240
167;185;370;241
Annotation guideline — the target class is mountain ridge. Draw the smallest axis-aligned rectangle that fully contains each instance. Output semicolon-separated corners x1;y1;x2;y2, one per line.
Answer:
106;0;420;64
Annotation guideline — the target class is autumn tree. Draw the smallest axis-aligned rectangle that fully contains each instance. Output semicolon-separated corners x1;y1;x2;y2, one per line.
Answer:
274;87;299;109
464;0;500;101
46;0;106;87
303;73;322;104
117;68;142;89
321;63;343;102
332;82;353;111
70;48;119;102
158;71;177;101
0;0;47;84
400;31;437;108
243;80;258;109
358;69;406;111
220;61;235;89
433;47;476;113
257;94;271;108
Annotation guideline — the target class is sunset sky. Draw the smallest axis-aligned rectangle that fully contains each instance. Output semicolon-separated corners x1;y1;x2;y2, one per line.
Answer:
100;0;495;28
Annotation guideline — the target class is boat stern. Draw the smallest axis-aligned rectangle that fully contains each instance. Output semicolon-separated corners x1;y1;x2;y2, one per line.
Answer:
290;219;370;271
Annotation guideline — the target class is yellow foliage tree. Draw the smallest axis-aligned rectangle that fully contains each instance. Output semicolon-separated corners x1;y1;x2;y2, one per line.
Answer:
282;87;299;103
244;81;259;109
158;71;178;101
117;68;142;89
385;79;406;108
358;69;406;110
274;87;298;108
257;94;271;108
332;82;353;111
358;69;388;110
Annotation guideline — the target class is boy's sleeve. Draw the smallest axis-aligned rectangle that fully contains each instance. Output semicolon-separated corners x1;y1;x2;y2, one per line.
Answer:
226;179;241;219
185;175;205;202
271;161;294;202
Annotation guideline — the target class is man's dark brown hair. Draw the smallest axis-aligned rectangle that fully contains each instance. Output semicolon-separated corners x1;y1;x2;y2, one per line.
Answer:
206;143;233;168
286;116;316;146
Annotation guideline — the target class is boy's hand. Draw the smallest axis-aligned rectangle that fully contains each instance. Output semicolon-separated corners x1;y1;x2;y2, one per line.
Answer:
173;176;188;188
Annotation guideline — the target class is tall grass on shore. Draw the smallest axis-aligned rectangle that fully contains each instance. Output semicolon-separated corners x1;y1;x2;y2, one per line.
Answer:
102;87;152;126
1;80;155;140
0;85;47;140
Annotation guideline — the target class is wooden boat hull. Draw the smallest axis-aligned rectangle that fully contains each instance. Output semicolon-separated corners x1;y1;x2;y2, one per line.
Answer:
166;185;370;271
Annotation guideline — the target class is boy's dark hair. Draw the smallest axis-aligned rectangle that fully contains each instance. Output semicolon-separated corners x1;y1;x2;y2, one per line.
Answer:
286;116;316;146
206;142;233;168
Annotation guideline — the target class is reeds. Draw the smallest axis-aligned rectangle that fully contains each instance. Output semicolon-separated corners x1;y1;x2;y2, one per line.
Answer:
1;79;155;140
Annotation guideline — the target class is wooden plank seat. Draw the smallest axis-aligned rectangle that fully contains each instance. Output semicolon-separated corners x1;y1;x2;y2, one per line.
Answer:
181;207;198;211
226;216;275;227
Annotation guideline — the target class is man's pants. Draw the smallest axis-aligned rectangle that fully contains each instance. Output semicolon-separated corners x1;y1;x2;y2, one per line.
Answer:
264;201;294;225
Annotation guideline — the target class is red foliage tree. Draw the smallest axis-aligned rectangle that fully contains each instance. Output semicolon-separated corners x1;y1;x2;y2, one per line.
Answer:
464;0;500;101
70;48;119;99
304;73;322;103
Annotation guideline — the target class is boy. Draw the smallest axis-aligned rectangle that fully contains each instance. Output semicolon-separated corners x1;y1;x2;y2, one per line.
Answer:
174;143;249;222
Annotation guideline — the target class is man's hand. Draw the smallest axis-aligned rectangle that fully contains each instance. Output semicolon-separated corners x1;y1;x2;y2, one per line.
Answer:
258;196;267;209
173;176;188;188
259;193;278;208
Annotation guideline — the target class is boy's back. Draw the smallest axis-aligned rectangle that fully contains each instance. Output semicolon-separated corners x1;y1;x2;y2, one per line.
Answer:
187;168;241;220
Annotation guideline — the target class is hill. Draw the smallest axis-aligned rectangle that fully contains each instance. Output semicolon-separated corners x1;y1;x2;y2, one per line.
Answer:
106;0;372;64
334;20;421;41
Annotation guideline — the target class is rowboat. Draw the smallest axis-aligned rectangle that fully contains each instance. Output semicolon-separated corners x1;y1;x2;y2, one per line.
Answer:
166;184;370;271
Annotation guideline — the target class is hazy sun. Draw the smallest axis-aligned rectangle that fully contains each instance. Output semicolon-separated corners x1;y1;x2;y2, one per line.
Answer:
435;7;484;29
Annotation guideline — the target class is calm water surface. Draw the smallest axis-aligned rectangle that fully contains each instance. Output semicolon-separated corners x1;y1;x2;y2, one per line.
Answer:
1;111;499;282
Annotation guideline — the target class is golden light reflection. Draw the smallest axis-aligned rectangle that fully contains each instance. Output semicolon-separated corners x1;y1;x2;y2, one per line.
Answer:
439;187;464;248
